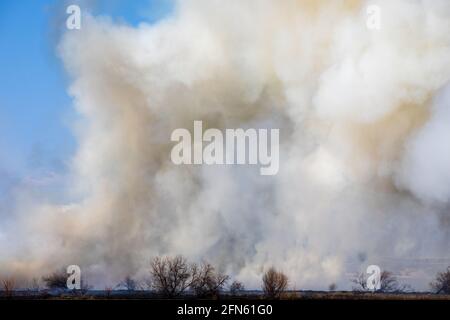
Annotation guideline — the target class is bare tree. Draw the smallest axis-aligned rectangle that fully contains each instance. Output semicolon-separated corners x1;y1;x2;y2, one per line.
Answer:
191;262;229;298
229;281;245;295
150;255;197;298
352;270;409;293
262;267;288;299
430;267;450;294
2;279;16;298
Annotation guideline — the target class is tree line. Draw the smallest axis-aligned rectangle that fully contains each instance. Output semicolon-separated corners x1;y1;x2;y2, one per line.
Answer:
2;255;450;298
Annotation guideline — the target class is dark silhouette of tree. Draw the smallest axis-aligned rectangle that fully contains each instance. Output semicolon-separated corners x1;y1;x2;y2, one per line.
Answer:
262;267;288;299
191;262;229;298
150;255;197;298
42;269;67;290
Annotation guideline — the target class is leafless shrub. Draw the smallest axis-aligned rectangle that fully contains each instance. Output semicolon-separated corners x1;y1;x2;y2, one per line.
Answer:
43;269;67;290
430;266;450;294
352;272;370;292
150;255;197;298
262;267;288;299
2;278;16;298
191;262;229;298
379;271;405;292
229;281;245;295
329;283;337;291
119;276;138;291
352;270;409;293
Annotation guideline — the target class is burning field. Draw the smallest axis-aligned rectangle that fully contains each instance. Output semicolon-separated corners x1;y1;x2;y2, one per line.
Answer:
1;0;450;296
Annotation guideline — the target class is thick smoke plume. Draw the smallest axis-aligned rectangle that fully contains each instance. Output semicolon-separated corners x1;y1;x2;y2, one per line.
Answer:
2;0;450;290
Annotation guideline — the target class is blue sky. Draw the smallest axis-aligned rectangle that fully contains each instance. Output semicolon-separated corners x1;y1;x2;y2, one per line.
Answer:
0;0;173;186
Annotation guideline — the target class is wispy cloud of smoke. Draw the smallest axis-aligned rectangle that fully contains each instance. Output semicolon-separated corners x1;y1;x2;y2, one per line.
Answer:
2;0;450;290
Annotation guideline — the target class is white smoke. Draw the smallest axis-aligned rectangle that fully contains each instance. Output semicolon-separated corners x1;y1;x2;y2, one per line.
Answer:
2;0;450;290
397;86;450;204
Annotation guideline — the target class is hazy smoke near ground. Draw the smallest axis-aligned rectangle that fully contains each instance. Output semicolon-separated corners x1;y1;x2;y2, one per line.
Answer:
2;0;450;290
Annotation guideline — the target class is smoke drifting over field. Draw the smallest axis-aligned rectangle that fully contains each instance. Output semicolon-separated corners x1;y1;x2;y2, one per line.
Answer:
2;0;450;290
